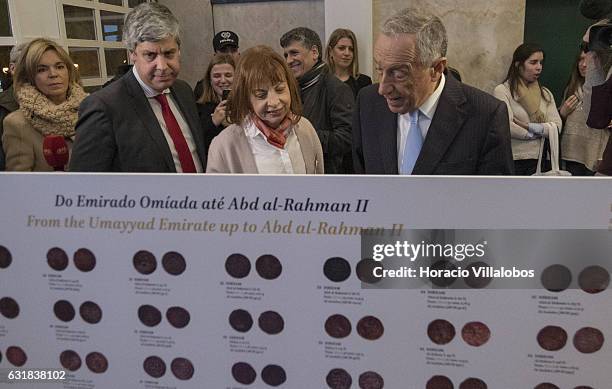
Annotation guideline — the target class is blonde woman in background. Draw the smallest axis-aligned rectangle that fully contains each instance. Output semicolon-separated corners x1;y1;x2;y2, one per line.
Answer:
325;28;372;98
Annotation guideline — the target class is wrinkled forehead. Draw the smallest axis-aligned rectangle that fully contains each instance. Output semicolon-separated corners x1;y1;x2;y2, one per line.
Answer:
374;33;418;67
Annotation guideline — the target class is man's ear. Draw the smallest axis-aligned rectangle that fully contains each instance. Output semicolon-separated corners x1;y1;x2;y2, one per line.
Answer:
129;50;137;62
310;45;320;62
431;57;447;80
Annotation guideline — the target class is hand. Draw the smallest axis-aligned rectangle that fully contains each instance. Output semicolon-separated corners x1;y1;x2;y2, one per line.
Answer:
513;117;529;130
211;100;227;127
559;94;580;118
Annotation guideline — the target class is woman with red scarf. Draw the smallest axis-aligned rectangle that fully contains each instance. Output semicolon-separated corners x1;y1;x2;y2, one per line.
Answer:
206;45;323;174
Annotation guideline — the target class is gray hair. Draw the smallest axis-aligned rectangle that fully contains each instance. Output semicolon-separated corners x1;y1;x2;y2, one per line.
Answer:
9;43;27;64
280;27;323;61
381;8;447;67
123;3;181;51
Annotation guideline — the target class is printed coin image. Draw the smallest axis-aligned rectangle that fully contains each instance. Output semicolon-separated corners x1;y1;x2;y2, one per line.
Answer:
325;314;352;339
53;300;75;322
85;352;108;373
138;304;162;327
171;357;194;380
6;346;27;366
0;350;2;363
225;253;251;279
229;309;253;333
255;254;282;280
574;387;594;389
166;306;191;329
47;247;69;271
540;264;572;292
534;384;560;389
80;301;103;324
73;248;96;272
356;259;382;284
358;371;384;389
324;257;351;282
326;368;352;389
461;322;491;347
537;326;567;351
0;296;20;319
464;262;493;289
258;310;284;335
261;364;286;386
426;375;454;389
60;350;82;371
162;251;187;275
0;245;11;268
578;265;610;294
232;362;256;385
459;378;487;389
357;316;384;340
427;319;456;345
133;250;157;275
143;356;166;378
573;327;604;354
429;260;458;287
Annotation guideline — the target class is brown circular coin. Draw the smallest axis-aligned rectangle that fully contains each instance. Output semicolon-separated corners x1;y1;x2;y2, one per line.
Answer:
133;250;157;275
138;304;162;327
255;254;282;280
573;327;604;354
143;356;166;378
60;350;82;371
0;245;11;269
459;378;487;389
80;301;102;324
6;346;27;366
578;265;610;294
166;306;190;329
426;375;454;389
0;296;20;319
427;319;456;345
47;247;68;271
540;264;572;292
261;364;286;386
537;326;567;351
358;371;384;389
356;259;382;284
574;387;594;389
232;362;256;385
162;251;186;275
326;368;352;389
325;314;352;339
357;316;384;340
73;248;96;272
171;357;194;380
225;253;251;279
53;300;75;322
324;257;351;283
464;262;493;289
461;322;491;347
229;309;253;333
85;352;108;373
258;310;284;335
534;384;559;389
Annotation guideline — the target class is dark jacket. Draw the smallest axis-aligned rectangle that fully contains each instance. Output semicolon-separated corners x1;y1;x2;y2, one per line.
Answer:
300;68;354;174
344;74;373;99
197;101;225;153
0;85;19;171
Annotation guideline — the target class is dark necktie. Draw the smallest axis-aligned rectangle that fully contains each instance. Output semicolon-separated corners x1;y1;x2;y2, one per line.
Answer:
154;94;197;173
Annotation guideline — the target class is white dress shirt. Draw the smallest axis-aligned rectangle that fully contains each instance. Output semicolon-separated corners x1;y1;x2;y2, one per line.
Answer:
397;73;446;170
133;67;203;173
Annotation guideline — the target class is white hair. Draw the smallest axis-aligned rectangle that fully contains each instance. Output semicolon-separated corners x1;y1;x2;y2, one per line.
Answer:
123;3;181;51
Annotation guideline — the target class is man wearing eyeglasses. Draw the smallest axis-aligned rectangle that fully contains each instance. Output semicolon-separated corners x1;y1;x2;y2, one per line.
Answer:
352;8;514;175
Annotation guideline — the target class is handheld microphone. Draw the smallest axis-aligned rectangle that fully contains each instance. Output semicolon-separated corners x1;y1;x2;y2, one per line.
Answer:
43;135;69;171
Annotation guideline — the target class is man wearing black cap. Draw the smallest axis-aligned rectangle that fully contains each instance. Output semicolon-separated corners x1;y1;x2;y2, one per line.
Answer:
194;30;240;101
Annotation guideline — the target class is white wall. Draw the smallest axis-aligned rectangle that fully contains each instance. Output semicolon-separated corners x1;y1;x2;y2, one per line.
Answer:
324;0;372;77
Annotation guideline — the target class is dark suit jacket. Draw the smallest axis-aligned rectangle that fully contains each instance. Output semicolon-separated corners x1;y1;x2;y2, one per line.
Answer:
352;76;514;175
70;71;206;172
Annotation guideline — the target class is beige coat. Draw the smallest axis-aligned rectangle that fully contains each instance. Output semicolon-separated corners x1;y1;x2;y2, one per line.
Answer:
493;82;562;160
2;110;72;171
206;117;324;174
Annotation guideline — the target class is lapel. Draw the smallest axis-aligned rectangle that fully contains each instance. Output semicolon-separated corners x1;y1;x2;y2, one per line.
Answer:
375;94;399;174
170;83;206;165
123;71;175;172
294;120;315;173
233;127;258;173
413;76;467;174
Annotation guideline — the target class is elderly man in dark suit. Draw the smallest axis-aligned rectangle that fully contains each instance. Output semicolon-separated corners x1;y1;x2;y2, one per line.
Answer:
353;8;513;175
70;3;206;173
